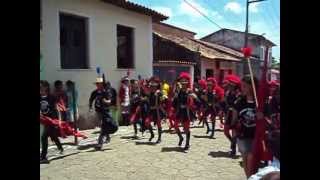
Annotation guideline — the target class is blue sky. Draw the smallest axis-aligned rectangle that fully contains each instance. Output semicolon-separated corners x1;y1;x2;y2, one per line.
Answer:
130;0;280;61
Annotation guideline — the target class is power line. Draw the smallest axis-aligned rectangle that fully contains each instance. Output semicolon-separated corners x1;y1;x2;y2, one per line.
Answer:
183;0;222;29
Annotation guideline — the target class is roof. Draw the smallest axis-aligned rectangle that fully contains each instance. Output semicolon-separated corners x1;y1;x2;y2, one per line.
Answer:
153;31;242;62
201;28;276;47
156;22;196;35
102;0;168;22
192;39;259;60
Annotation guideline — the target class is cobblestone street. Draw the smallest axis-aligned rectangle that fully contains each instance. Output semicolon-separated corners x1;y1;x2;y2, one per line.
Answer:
40;121;246;180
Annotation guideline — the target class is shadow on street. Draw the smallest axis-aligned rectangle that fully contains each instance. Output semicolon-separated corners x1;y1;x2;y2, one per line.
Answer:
162;129;175;134
161;147;186;153
193;135;211;138
61;142;77;146
77;144;98;150
120;135;140;140
190;125;204;129
48;152;80;162
135;141;157;146
208;151;240;159
85;148;112;153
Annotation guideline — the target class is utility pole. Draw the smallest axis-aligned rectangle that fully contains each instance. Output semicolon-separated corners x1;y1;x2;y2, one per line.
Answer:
243;0;267;75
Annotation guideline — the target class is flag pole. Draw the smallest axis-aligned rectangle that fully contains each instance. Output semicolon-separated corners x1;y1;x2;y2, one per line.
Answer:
246;57;259;108
72;82;78;145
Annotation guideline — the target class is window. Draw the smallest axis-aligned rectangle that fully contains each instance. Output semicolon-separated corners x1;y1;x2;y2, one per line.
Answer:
206;69;214;78
40;0;42;30
59;13;88;69
260;46;265;60
117;25;134;69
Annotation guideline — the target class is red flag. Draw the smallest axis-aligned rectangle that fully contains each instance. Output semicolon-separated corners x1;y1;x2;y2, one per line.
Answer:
40;115;87;139
250;47;273;175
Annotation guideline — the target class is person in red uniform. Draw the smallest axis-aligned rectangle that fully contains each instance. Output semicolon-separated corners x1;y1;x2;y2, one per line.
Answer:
223;74;242;157
264;80;280;164
53;80;68;121
195;79;207;127
233;75;259;178
172;72;198;150
145;76;164;143
201;77;220;138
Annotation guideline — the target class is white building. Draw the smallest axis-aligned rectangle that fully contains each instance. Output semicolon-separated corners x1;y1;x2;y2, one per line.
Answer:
40;0;167;129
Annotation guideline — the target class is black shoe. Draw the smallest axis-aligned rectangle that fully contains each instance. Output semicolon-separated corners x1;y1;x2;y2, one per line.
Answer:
95;144;102;151
156;129;162;144
40;158;50;164
209;133;215;139
149;134;154;142
59;149;64;155
184;132;190;151
206;129;211;134
178;137;184;146
229;151;236;158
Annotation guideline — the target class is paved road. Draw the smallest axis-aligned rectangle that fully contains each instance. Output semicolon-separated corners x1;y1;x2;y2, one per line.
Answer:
40;121;246;180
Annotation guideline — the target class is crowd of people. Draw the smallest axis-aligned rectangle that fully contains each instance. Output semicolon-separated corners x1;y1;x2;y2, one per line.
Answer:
40;72;280;179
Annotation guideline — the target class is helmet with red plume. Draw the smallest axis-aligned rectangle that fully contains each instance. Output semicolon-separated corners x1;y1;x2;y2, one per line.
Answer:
149;76;161;89
178;72;192;89
225;74;241;86
206;77;217;85
268;80;280;88
198;79;207;90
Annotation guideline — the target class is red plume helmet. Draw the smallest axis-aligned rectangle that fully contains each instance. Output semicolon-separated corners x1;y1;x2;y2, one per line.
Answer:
268;80;280;87
198;79;207;89
225;74;241;86
149;76;161;89
241;47;252;58
206;77;217;84
178;72;192;89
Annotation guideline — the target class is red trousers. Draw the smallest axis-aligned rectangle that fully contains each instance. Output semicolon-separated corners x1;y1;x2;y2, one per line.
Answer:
173;118;190;133
145;116;162;129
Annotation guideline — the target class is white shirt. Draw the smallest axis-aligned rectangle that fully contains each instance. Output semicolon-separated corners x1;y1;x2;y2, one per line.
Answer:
248;157;280;180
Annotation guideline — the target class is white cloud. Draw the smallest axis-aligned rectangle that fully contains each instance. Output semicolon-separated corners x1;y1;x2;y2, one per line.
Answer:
224;2;243;14
152;6;173;17
249;3;259;13
179;0;209;17
211;11;223;20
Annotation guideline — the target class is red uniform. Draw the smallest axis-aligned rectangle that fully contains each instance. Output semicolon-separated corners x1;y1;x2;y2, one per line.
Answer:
172;72;195;150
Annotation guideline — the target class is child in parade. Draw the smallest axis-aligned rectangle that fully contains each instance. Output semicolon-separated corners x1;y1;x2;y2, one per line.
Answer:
145;77;164;143
172;72;198;150
119;76;131;126
195;79;207;127
223;74;242;157
65;80;78;126
53;80;68;121
233;75;259;178
202;77;220;138
40;81;64;164
129;79;143;138
89;78;117;150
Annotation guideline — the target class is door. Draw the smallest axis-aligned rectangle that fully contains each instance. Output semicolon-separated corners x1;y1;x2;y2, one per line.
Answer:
206;69;214;79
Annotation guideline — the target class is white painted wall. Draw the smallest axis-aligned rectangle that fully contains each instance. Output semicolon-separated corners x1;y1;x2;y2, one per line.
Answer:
41;0;153;126
200;59;217;78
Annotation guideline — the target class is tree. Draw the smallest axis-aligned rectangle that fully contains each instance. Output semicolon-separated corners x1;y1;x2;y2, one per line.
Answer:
271;57;280;70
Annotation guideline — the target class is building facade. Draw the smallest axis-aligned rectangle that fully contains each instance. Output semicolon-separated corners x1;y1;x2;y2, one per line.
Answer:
200;29;276;78
40;0;166;129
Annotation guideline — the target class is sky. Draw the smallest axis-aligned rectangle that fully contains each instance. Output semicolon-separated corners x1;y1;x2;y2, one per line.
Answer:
130;0;280;61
